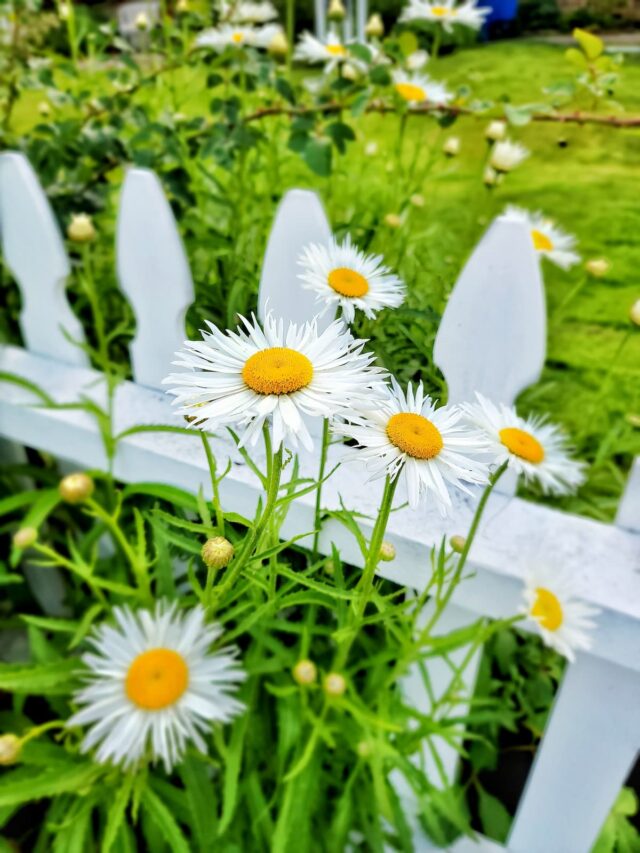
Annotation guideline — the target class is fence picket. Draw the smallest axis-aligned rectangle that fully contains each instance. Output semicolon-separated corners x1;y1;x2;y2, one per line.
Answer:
616;457;640;533
434;216;545;407
0;152;87;367
258;188;333;329
116;167;194;389
507;654;640;852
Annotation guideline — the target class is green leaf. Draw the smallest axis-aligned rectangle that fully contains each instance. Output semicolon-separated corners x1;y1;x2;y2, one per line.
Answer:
573;27;603;60
504;104;533;127
102;774;135;853
565;47;588;69
180;753;218;851
398;30;418;57
0;659;81;695
0;764;99;807
303;139;332;177
477;786;511;842
141;787;190;853
218;712;250;835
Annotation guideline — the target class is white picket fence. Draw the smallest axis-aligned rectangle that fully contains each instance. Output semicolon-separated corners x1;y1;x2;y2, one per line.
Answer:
0;150;639;852
314;0;369;41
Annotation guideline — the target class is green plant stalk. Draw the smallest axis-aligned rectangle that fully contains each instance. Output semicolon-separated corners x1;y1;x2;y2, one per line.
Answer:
431;24;442;62
418;460;509;643
86;498;153;605
311;418;331;560
212;436;284;606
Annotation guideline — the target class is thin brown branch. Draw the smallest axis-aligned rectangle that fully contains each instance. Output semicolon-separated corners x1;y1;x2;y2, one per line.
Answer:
244;100;640;128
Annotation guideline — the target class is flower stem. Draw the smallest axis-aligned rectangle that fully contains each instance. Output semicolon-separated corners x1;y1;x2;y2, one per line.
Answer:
312;418;330;560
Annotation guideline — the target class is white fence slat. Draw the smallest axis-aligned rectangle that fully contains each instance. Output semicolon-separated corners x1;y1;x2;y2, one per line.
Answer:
434;217;545;407
258;188;333;330
116;167;194;390
616;457;640;533
0;152;87;367
507;654;640;853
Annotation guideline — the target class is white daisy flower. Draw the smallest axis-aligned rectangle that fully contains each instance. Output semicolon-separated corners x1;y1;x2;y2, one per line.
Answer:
502;206;581;270
68;603;245;772
195;23;277;50
334;380;490;511
490;139;529;173
522;566;599;661
294;31;349;72
297;235;406;323
462;393;585;495
220;0;278;23
400;0;489;32
165;313;385;452
392;70;452;107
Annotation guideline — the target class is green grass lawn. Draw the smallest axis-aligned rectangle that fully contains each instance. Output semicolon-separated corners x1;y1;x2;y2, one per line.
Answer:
7;38;640;520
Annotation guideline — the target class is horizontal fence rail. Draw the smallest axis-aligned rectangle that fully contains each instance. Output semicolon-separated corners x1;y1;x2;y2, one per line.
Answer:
1;150;639;852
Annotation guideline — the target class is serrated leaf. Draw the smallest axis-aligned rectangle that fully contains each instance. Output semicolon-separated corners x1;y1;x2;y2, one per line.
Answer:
0;659;81;695
0;764;99;807
180;754;218;851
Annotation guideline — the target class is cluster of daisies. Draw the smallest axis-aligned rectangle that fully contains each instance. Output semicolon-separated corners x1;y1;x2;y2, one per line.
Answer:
195;0;285;53
67;229;593;775
400;0;490;32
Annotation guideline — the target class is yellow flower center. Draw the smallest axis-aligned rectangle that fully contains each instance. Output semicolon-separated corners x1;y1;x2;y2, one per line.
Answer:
386;412;443;459
395;83;427;103
531;587;563;631
531;229;554;252
327;267;369;298
326;44;346;56
232;31;244;42
242;347;314;395
125;649;189;711
499;427;545;464
431;6;450;15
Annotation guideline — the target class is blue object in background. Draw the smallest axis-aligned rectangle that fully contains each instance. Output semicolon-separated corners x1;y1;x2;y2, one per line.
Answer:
485;0;518;22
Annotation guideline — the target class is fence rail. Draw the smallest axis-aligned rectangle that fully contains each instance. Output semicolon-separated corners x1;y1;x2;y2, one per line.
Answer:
0;150;638;852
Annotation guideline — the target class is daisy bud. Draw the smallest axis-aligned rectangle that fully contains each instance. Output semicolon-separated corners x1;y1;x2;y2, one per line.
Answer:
59;472;94;504
364;141;378;157
268;30;288;58
409;193;425;208
483;166;499;187
406;50;429;71
384;213;402;229
626;413;640;428
13;527;38;550
58;2;70;20
201;536;235;570
323;672;347;697
324;559;336;576
135;11;149;30
485;120;507;142
630;299;640;328
365;12;384;38
38;101;51;117
328;0;346;21
585;258;610;278
379;541;396;562
449;535;466;554
0;734;21;766
176;0;189;12
356;740;372;758
443;136;460;157
67;213;96;244
292;659;317;686
342;63;358;82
